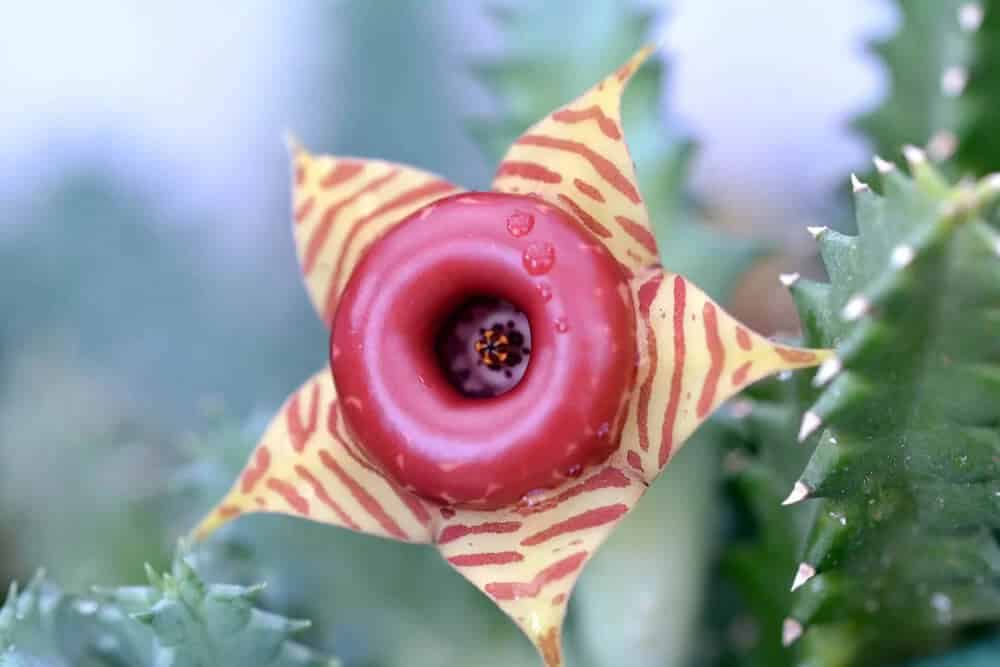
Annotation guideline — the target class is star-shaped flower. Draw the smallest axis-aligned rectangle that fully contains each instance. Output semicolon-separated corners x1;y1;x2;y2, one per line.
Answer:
193;46;830;666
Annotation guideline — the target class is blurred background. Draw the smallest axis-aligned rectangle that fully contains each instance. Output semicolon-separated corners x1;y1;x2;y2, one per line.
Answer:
1;0;896;665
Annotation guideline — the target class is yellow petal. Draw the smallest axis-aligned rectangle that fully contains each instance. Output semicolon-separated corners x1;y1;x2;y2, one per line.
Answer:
291;144;463;327
492;46;658;276
618;268;832;481
435;465;645;667
192;369;434;544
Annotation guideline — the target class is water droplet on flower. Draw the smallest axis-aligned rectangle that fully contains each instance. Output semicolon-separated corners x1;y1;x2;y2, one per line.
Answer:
506;211;535;237
521;488;547;506
554;317;569;333
523;242;556;275
566;464;583;478
536;282;552;302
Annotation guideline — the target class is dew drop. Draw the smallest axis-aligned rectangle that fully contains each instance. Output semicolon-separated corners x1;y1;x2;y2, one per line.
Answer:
554;317;569;333
521;489;547;507
536;282;553;302
566;464;583;478
506;211;535;237
523;241;556;275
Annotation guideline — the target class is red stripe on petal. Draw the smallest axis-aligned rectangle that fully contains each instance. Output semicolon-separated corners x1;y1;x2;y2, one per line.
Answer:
556;194;612;238
552;105;622;140
775;346;817;363
288;381;320;453
266;478;310;515
659;276;687;467
447;551;525;567
517;134;640;204
318;449;409;540
294;196;315;224
573;178;606;203
303;170;400;274
615;215;658;255
513;467;631;516
520;504;629;546
731;361;752;386
294;464;360;530
485;551;588;600
240;446;271;494
496;160;563;184
697;302;725;419
438;521;522;545
325;179;458;321
636;273;663;451
736;326;752;351
320;162;365;189
326;401;431;526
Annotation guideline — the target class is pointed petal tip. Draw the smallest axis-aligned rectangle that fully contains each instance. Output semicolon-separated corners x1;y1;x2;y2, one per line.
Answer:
791;562;817;592
616;44;659;84
189;510;230;543
850;173;869;193
782;618;804;647
812;356;842;387
782;480;812;506
873;156;896;173
798;411;822;441
283;130;305;157
806;225;828;239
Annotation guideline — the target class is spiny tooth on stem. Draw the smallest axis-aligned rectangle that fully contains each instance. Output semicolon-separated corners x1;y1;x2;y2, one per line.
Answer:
791;562;817;592
959;3;984;31
941;66;969;96
928;130;958;161
813;356;842;387
779;272;801;287
841;295;870;322
902;144;927;166
782;480;813;506
890;244;916;268
873;156;896;173
798;411;822;442
979;173;1000;205
850;173;869;192
806;225;828;239
782;618;804;647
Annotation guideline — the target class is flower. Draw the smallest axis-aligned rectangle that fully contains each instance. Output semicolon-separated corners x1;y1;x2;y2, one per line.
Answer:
193;46;830;666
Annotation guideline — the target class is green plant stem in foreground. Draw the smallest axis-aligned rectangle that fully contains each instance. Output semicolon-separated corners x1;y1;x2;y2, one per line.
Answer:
0;550;337;667
724;155;1000;667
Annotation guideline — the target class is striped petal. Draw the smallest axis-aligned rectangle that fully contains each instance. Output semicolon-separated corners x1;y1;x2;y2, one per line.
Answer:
291;143;463;327
619;268;832;481
193;369;435;544
435;465;645;667
492;46;659;276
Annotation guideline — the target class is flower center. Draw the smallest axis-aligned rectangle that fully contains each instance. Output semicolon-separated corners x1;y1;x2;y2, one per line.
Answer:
436;297;532;398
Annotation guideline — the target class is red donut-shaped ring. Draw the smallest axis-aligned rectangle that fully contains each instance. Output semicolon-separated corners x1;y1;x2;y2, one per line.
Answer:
330;192;636;508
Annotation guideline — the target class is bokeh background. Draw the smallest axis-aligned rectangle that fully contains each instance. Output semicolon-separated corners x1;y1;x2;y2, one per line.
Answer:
1;1;897;665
